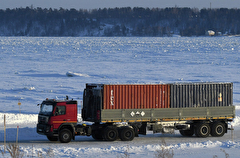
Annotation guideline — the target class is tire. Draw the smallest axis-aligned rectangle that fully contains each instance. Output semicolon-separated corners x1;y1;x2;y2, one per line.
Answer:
211;122;226;137
179;129;194;137
103;126;118;141
119;127;135;141
59;129;72;143
194;123;210;138
92;130;103;140
47;136;58;141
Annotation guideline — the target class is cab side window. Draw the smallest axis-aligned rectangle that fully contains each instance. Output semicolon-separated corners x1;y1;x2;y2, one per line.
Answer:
55;106;66;116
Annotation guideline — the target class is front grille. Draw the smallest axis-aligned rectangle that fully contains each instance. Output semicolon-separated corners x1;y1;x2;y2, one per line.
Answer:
38;115;49;124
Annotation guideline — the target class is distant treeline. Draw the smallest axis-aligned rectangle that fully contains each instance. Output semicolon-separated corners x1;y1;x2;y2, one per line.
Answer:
0;7;240;36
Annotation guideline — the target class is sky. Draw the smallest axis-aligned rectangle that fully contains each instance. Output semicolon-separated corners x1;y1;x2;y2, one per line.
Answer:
0;0;239;10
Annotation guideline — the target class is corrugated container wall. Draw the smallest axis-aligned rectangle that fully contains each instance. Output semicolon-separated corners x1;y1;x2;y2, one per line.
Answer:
171;83;233;108
103;84;171;109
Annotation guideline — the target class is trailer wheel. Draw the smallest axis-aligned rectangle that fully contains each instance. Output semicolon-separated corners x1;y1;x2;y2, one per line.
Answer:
47;136;58;141
211;122;226;137
119;127;135;141
195;123;210;137
92;130;103;140
59;129;72;143
103;126;118;141
179;129;194;137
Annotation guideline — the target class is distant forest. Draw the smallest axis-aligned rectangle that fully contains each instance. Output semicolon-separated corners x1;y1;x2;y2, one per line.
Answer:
0;7;240;37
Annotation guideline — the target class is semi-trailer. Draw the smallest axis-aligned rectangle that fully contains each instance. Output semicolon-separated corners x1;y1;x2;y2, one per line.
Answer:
37;82;235;143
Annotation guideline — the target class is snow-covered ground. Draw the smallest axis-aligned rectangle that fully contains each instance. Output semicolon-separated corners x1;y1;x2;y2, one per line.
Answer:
0;36;240;157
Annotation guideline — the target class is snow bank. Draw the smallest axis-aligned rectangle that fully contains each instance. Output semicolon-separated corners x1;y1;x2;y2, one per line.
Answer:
232;105;240;127
235;105;240;110
232;116;240;127
66;71;90;77
0;113;37;126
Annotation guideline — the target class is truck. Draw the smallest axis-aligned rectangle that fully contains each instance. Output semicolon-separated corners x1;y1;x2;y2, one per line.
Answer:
37;82;235;143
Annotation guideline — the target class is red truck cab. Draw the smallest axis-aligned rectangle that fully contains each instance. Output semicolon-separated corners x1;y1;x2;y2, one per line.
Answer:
37;98;78;142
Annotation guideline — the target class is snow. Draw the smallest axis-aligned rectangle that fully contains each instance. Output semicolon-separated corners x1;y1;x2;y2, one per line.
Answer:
66;71;90;77
0;36;240;157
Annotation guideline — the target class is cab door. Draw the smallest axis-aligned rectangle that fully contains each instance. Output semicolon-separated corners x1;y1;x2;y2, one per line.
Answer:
52;103;67;130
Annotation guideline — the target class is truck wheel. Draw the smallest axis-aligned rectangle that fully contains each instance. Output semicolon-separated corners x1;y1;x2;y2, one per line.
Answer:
119;127;135;141
194;123;210;137
179;129;194;137
47;136;58;141
103;126;118;141
59;129;72;143
92;130;103;140
211;122;226;137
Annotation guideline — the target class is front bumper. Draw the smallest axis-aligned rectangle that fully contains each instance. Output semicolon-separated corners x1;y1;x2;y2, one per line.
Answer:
37;123;53;135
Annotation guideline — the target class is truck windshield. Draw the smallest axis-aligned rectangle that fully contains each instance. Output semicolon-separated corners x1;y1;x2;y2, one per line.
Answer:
40;104;53;115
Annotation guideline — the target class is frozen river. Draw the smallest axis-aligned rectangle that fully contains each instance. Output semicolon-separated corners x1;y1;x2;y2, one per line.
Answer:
0;36;240;157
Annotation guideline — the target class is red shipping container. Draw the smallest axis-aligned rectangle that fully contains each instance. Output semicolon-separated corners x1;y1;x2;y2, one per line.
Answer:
103;84;170;109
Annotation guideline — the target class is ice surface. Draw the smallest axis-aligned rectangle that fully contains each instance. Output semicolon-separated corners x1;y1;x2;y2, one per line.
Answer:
1;36;240;113
0;36;240;157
